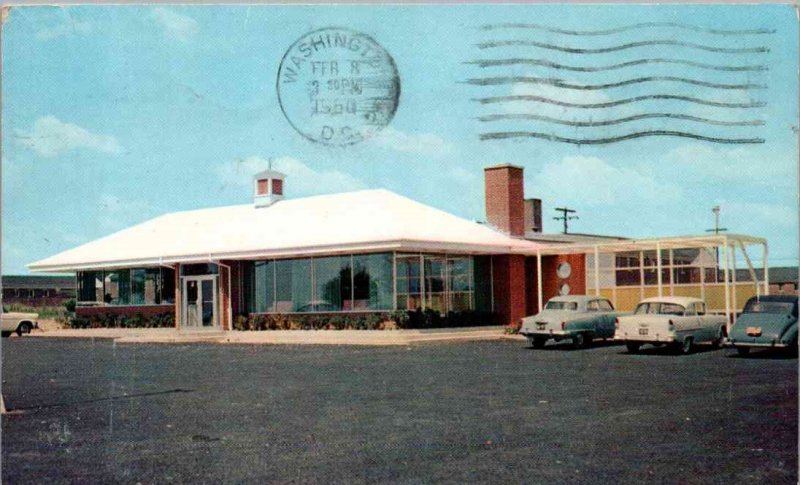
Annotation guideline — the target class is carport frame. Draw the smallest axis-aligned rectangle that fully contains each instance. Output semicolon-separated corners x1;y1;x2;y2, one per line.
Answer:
524;234;768;333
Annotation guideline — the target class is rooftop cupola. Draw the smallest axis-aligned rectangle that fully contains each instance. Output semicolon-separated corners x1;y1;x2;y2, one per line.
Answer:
253;169;286;208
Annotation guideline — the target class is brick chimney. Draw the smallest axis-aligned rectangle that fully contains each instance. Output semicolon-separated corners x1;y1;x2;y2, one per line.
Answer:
484;164;525;237
253;169;285;208
524;198;542;233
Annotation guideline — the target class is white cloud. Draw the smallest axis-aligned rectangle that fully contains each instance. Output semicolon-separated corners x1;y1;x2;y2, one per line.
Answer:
664;143;793;185
36;20;92;41
98;194;155;232
719;200;797;230
151;7;199;42
501;77;615;119
15;116;123;158
371;127;452;154
219;156;367;196
531;155;682;207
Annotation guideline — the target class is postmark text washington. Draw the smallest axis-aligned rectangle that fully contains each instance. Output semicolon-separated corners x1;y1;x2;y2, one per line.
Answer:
277;28;400;146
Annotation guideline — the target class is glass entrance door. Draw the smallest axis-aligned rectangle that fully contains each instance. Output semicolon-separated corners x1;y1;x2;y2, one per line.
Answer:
182;276;218;329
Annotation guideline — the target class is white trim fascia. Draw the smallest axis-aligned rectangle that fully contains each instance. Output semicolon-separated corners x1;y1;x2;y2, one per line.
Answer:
28;239;544;272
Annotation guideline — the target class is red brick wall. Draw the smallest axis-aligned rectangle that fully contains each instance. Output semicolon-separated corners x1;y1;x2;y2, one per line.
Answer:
76;305;173;318
485;165;525;237
219;263;231;331
541;254;587;303
525;257;540;316
491;254;527;326
174;264;182;329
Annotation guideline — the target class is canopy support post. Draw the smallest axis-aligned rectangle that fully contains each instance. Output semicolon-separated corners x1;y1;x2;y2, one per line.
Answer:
536;250;543;313
731;240;738;326
593;246;601;296
763;242;770;295
639;250;645;301
656;242;663;298
722;239;731;332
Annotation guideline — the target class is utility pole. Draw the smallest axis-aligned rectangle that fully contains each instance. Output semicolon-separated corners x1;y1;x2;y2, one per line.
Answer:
706;205;728;283
553;207;578;234
705;205;728;235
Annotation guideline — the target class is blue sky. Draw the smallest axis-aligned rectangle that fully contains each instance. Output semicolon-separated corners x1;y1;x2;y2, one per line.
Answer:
2;4;798;274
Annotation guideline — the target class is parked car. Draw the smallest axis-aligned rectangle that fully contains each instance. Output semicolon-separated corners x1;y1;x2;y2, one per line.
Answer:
614;297;726;354
1;310;39;337
520;295;626;349
728;295;798;356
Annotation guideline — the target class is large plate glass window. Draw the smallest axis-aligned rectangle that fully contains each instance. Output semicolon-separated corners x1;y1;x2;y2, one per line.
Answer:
424;255;446;314
353;253;393;310
313;256;351;311
396;255;422;311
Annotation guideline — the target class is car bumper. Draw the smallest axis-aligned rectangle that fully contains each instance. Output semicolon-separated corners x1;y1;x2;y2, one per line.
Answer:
614;334;676;343
520;330;574;339
727;339;790;349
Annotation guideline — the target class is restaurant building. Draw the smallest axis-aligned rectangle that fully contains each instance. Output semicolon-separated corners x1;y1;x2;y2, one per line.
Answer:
28;165;771;330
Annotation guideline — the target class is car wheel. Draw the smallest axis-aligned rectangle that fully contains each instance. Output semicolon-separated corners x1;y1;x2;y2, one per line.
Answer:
711;327;725;349
736;346;750;356
16;322;33;337
572;333;585;349
626;342;640;354
531;337;547;349
1;331;11;338
680;337;693;355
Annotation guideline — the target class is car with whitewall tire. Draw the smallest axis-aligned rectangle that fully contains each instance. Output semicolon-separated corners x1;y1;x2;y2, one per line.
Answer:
614;297;726;354
1;311;39;337
520;295;626;349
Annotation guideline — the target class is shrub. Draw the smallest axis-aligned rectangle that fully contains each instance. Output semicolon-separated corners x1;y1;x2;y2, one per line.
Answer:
232;310;497;331
233;314;249;331
67;311;174;329
64;299;77;313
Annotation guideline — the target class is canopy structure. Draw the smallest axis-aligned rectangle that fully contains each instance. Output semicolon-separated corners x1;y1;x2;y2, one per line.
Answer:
522;234;768;330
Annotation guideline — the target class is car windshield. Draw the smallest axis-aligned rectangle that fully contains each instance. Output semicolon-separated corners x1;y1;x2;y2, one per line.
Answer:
634;302;686;315
743;300;795;315
545;301;578;311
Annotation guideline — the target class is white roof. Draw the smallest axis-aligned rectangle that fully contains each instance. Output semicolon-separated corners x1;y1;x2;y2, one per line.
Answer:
638;296;705;307
547;295;607;303
29;189;543;272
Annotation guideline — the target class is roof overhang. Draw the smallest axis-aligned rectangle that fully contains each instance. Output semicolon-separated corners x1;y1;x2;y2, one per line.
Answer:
27;238;543;273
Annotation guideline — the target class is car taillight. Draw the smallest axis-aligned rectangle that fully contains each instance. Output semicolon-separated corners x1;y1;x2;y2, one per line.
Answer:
561;321;566;330
614;318;619;330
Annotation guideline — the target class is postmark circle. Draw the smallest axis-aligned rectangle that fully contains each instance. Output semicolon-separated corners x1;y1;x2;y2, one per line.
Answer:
277;27;401;146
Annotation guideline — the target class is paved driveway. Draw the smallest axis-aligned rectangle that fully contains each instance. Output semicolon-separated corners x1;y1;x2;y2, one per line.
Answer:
2;338;796;484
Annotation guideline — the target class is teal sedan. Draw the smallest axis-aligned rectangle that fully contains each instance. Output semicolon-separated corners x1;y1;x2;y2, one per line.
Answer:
520;295;626;349
728;295;798;356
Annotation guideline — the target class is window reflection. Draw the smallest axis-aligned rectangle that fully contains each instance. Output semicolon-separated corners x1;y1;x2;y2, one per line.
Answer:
77;268;175;306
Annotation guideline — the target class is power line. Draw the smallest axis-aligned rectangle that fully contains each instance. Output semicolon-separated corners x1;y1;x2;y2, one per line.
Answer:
553;207;578;234
705;205;728;235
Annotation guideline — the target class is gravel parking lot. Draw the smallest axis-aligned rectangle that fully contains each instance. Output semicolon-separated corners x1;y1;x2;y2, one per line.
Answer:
2;337;796;484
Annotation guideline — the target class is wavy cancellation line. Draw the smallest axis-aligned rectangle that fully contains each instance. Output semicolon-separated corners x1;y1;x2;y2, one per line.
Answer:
477;113;765;127
479;131;765;144
479;22;775;36
476;39;769;54
473;94;766;109
465;76;765;90
465;58;768;72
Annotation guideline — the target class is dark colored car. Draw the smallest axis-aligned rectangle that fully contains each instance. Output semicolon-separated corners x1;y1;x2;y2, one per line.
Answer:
728;295;798;356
